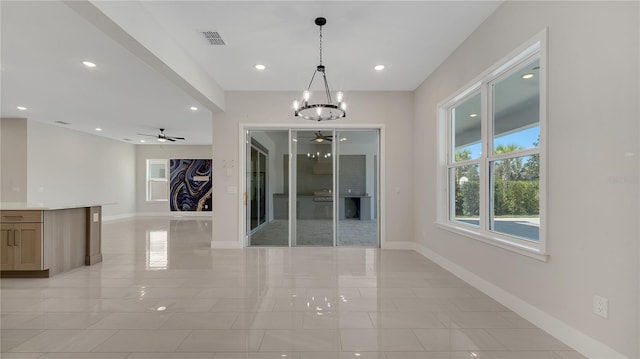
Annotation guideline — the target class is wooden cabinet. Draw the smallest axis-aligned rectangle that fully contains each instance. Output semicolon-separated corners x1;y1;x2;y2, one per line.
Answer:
1;211;43;272
0;207;101;278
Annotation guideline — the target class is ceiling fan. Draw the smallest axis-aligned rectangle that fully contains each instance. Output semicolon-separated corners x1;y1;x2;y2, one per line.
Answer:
311;131;333;143
137;128;185;142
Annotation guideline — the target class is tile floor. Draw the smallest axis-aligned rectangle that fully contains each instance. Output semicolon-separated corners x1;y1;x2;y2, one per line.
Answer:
0;217;585;358
249;220;378;246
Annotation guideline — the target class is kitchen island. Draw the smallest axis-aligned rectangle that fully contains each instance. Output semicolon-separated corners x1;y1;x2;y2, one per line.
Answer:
0;203;102;278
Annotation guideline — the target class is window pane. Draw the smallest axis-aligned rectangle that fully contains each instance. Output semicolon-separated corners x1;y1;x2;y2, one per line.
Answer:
149;161;166;179
149;180;168;201
450;164;480;226
452;92;481;162
490;155;539;241
492;58;540;153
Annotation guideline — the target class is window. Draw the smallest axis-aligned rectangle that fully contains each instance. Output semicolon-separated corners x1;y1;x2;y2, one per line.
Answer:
147;159;168;201
439;31;546;259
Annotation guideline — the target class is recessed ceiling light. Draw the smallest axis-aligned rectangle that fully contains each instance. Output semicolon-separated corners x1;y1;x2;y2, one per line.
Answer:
190;106;198;111
95;128;103;131
82;61;97;68
469;113;478;118
140;139;145;143
255;64;266;70
16;106;27;110
521;73;534;79
340;137;347;142
374;65;385;71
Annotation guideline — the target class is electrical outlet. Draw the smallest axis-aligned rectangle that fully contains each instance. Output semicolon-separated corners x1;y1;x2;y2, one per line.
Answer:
593;295;609;319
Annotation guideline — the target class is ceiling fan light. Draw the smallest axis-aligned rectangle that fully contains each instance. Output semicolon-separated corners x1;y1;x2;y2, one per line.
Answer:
158;137;167;143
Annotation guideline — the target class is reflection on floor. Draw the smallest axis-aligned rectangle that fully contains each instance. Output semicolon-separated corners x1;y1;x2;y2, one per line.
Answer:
0;216;583;358
250;219;378;246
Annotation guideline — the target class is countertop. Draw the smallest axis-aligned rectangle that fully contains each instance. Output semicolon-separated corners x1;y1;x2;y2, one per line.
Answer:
0;202;107;211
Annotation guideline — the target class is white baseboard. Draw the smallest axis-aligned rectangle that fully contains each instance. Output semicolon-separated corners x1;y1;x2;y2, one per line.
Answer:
211;241;242;249
135;212;213;218
382;241;417;250
102;213;135;222
392;241;627;359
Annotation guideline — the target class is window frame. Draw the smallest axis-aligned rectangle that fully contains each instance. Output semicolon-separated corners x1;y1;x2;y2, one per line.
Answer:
437;29;548;261
146;159;169;202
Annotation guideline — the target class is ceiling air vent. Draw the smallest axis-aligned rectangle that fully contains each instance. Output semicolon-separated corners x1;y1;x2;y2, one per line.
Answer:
201;31;225;45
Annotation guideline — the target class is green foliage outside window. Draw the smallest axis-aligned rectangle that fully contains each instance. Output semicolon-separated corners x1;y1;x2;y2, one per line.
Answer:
454;142;539;217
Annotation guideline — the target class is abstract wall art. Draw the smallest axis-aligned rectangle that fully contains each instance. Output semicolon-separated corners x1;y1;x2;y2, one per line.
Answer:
169;159;212;211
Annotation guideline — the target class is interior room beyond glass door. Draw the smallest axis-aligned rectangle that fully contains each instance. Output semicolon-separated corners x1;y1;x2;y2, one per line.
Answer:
247;130;288;246
336;130;379;246
292;129;334;246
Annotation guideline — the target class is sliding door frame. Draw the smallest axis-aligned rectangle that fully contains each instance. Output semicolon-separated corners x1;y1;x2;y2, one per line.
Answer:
238;124;385;248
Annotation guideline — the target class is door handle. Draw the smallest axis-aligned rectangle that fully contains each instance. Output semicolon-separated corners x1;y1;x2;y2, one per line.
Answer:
14;230;20;247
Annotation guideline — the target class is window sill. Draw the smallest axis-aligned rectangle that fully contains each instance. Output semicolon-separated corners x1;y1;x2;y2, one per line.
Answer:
436;222;549;262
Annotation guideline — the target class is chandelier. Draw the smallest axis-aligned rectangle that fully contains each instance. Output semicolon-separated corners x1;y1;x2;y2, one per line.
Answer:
293;17;346;121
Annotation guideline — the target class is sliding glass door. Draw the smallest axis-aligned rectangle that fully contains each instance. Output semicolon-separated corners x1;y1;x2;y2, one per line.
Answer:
336;130;379;247
246;130;288;246
292;129;334;246
246;128;379;248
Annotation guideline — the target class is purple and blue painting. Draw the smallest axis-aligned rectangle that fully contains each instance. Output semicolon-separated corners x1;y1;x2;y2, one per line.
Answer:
169;159;212;212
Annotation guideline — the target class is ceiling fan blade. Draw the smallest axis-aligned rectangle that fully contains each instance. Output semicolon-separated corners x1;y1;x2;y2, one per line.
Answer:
168;137;185;140
166;138;176;142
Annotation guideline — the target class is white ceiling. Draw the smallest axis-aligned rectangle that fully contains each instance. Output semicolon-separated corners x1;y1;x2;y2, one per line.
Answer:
0;1;503;145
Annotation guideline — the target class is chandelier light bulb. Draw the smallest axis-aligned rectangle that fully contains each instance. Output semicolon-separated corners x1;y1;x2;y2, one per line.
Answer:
337;91;344;103
316;107;322;116
303;91;310;102
293;100;299;111
340;102;347;111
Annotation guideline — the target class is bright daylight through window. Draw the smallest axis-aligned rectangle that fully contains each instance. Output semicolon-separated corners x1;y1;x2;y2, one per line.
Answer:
147;159;169;202
440;33;546;258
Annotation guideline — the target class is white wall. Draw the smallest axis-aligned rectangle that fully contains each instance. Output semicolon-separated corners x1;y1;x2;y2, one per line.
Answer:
26;120;136;219
414;2;639;358
212;91;414;247
135;145;213;214
0;118;28;203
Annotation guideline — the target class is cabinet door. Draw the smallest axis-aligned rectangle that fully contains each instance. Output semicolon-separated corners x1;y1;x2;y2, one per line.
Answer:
0;224;15;270
13;223;42;270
